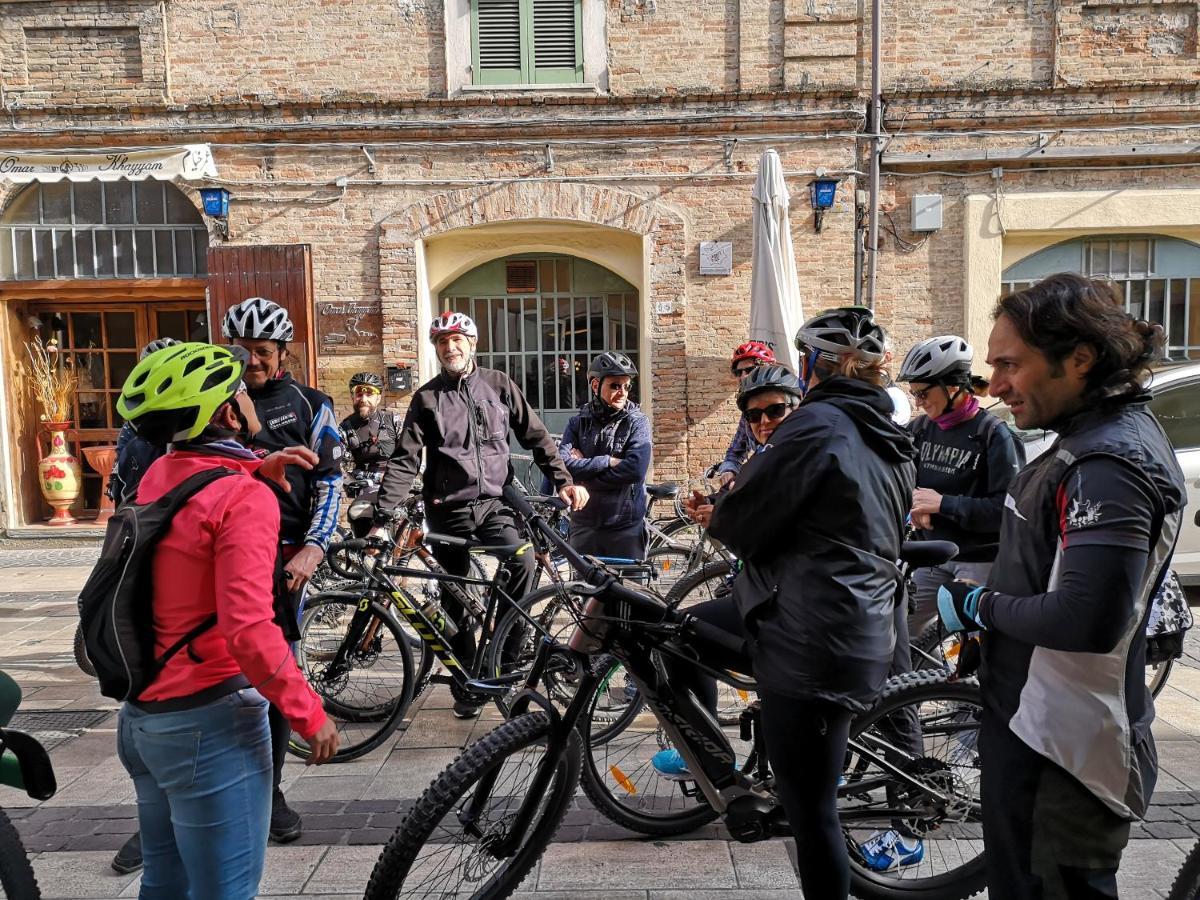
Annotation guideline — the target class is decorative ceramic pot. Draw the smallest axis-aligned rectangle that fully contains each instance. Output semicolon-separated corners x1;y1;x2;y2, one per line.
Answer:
38;422;82;526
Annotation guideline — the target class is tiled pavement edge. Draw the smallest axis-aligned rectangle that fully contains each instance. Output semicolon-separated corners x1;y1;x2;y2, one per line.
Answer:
3;542;1200;899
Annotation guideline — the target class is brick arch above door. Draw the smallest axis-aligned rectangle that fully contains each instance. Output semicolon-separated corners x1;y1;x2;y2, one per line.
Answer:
377;181;689;479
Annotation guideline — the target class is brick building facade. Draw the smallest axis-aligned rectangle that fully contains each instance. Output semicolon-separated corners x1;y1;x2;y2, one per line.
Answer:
0;0;1198;528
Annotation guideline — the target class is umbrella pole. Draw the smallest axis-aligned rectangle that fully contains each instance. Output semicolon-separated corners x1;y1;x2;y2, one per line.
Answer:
865;0;883;309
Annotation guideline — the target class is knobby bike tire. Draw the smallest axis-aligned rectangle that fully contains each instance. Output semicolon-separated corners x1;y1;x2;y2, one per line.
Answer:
364;712;581;900
73;623;96;678
1169;840;1200;900
662;559;735;608
0;807;41;899
846;670;986;900
1149;656;1175;699
290;594;414;763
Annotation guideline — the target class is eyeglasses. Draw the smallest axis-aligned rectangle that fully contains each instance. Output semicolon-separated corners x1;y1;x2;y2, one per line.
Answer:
745;402;792;424
733;365;759;377
352;386;381;397
911;387;940;403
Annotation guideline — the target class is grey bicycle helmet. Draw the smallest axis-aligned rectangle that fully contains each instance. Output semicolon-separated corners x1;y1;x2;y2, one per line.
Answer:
139;336;181;360
794;307;887;365
736;365;803;411
588;352;637;381
349;371;383;389
222;296;294;343
898;335;974;384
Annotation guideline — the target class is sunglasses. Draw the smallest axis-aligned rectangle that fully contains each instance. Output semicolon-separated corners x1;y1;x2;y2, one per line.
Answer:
911;386;947;403
352;386;381;396
733;365;759;377
745;402;792;424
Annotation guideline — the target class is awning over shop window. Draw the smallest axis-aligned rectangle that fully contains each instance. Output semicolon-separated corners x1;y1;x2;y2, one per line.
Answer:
0;145;217;183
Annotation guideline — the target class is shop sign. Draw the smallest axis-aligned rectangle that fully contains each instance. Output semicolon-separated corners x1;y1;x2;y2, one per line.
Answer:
0;145;218;182
319;300;382;353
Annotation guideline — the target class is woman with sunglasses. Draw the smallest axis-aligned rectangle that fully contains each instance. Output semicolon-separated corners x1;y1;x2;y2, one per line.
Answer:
664;308;918;897
339;372;400;477
896;335;1023;642
715;341;778;486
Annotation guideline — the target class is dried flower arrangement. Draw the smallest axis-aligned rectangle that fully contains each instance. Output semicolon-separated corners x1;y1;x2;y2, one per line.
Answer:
24;337;77;423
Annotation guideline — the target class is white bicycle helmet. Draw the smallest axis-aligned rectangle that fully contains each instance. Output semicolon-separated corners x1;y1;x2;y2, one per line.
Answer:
430;312;478;344
794;307;887;365
222;296;294;342
139;336;181;360
898;335;973;384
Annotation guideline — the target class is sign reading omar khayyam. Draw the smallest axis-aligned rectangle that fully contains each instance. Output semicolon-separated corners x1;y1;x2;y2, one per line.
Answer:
0;145;218;182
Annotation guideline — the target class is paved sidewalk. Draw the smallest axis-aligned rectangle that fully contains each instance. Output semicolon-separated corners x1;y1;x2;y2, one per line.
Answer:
2;540;1199;898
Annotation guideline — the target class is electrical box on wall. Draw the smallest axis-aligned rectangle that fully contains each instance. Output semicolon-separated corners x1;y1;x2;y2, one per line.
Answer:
386;365;413;394
912;194;944;232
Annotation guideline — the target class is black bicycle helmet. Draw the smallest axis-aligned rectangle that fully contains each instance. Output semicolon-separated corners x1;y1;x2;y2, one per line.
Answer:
736;365;803;411
794;306;887;365
349;371;383;390
588;351;637;381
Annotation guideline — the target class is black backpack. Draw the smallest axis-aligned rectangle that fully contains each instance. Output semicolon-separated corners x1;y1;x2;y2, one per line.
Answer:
79;467;236;701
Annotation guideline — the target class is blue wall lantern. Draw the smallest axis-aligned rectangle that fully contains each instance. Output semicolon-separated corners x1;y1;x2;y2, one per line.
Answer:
808;177;839;233
200;187;230;218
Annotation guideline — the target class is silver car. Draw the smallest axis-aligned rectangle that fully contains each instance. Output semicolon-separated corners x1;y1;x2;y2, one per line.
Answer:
1010;361;1200;586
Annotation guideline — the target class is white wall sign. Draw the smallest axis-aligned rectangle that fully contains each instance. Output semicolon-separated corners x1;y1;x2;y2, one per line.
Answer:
699;241;733;275
0;145;218;183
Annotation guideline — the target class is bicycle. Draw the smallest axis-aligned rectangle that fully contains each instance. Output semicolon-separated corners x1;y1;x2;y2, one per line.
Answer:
1170;839;1200;900
1;669;57;899
363;492;985;900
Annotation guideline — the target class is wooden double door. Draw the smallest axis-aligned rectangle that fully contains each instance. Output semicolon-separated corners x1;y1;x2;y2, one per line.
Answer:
30;301;208;512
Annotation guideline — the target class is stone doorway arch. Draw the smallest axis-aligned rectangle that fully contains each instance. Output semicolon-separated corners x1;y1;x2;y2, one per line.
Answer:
379;182;690;479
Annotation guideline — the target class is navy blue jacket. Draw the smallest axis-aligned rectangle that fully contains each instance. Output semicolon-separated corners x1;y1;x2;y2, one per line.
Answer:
559;400;652;529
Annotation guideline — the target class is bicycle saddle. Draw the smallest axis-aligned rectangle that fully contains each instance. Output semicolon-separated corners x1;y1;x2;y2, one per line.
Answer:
899;540;958;568
646;482;679;500
424;532;530;558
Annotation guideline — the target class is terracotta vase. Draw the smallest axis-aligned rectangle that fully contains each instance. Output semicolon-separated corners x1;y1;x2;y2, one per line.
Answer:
38;422;82;526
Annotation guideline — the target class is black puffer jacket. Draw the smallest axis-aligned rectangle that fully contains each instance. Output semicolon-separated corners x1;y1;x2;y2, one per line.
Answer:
708;376;918;711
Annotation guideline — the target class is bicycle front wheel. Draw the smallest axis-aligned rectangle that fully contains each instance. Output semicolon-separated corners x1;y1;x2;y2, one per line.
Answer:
0;807;40;899
364;712;581;900
292;592;415;762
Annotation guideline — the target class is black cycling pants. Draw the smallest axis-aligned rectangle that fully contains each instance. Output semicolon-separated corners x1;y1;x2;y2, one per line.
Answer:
426;497;536;665
664;596;853;899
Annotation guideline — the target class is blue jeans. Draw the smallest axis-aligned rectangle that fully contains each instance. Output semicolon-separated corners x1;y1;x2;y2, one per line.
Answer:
117;688;273;900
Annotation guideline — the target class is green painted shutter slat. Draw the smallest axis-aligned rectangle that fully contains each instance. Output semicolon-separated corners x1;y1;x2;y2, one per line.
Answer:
472;0;582;85
474;0;523;84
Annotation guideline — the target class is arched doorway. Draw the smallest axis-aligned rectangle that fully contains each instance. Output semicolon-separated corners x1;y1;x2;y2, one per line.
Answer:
438;253;640;435
1002;234;1200;360
0;178;210;524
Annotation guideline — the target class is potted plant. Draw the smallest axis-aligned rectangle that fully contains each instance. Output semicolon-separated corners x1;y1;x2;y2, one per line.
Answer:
24;338;80;525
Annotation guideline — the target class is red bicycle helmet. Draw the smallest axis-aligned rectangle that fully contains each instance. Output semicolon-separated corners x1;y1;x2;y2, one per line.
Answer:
730;341;776;374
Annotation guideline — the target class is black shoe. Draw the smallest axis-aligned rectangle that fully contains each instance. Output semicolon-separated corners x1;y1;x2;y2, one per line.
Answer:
111;832;143;874
269;791;302;843
453;701;483;720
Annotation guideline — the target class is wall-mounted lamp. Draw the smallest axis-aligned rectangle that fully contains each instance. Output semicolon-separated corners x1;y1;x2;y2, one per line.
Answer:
808;177;839;233
200;187;231;239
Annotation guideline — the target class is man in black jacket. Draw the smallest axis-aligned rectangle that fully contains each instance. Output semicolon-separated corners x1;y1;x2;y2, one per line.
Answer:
938;274;1186;899
340;371;400;476
375;311;587;717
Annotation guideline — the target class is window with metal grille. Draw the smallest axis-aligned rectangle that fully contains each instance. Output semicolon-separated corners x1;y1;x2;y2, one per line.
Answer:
472;0;583;85
0;180;209;281
440;254;639;434
1002;235;1200;361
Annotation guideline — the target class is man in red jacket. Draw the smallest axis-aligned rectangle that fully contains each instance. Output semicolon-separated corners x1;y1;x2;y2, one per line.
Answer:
113;342;338;898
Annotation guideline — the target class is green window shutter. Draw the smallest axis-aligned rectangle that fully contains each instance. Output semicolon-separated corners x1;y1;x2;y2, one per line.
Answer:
472;0;583;86
532;0;583;84
474;0;523;85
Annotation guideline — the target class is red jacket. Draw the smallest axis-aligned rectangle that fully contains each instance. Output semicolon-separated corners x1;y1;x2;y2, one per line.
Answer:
136;451;326;740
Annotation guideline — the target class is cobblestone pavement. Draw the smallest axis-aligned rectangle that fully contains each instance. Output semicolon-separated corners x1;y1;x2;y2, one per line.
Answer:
2;542;1199;898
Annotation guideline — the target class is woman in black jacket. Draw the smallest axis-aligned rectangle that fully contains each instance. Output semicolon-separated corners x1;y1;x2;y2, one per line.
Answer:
669;307;917;899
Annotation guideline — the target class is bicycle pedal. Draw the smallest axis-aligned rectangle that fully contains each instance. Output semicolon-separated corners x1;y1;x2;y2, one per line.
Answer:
430;673;455;686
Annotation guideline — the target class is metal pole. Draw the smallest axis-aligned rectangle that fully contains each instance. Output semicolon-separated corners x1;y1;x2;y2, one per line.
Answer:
865;0;883;309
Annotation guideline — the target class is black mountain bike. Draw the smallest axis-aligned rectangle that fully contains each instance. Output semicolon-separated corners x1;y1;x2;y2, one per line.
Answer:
363;489;986;900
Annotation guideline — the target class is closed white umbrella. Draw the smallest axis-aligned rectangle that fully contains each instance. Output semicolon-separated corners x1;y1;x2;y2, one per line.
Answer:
748;149;803;374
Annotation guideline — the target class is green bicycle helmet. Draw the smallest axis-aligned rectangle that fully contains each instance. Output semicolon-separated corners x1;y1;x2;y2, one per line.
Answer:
117;342;249;445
